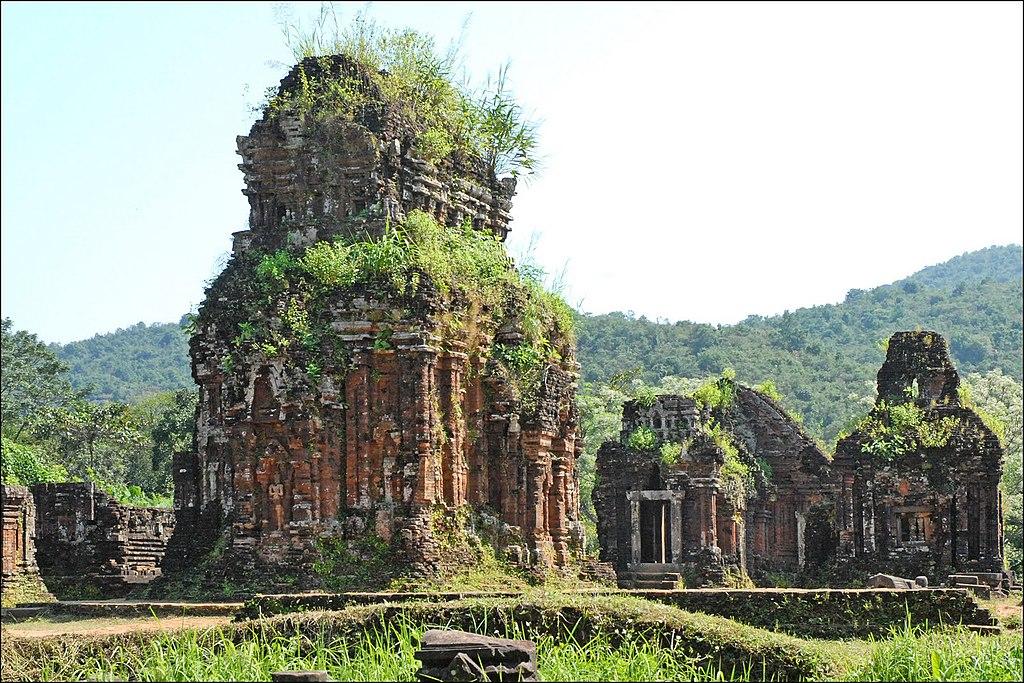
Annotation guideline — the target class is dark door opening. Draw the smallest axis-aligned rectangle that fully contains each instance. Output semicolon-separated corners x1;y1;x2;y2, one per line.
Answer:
640;500;672;563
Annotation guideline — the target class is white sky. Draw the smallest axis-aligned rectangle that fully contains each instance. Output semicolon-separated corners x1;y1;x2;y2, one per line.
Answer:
2;1;1022;343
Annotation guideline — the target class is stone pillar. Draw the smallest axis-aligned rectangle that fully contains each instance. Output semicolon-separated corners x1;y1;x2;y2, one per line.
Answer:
629;494;641;566
670;493;683;564
863;480;876;554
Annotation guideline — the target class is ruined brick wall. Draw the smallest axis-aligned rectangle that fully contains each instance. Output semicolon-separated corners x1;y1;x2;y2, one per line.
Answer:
30;483;175;591
595;387;835;584
834;331;1004;581
723;387;836;573
166;55;582;584
1;485;52;605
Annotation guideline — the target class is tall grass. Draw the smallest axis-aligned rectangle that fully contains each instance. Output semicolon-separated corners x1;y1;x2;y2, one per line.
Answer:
22;616;774;682
10;611;1021;682
844;620;1023;682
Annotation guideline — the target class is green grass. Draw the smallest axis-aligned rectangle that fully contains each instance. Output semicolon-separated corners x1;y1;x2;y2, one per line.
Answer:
3;595;1020;682
3;617;785;682
844;621;1023;682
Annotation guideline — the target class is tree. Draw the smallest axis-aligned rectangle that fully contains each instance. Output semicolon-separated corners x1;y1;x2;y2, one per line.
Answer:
34;399;145;483
1;317;79;439
133;388;197;492
0;437;68;486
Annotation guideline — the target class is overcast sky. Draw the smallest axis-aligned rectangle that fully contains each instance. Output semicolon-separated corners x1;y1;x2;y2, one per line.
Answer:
2;1;1021;344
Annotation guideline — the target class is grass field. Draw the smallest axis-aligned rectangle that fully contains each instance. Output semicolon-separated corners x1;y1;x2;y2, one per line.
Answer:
2;592;1021;682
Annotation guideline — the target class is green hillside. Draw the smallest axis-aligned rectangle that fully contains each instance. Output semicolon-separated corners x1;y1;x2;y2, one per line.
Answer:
578;244;1022;442
53;317;192;402
52;244;1022;442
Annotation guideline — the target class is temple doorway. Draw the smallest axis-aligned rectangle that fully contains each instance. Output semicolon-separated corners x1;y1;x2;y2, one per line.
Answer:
640;499;673;563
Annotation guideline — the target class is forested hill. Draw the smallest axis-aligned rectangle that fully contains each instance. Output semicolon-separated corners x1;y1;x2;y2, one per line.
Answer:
53;244;1022;440
52;317;192;402
578;244;1022;441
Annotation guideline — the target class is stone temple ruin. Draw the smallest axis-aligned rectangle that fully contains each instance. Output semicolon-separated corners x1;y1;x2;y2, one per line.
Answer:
834;331;1005;579
595;382;835;586
31;483;175;594
2;485;51;604
595;331;1007;588
2;483;175;602
164;55;584;586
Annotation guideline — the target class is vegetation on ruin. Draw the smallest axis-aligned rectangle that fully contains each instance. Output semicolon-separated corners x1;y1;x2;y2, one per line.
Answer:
838;401;958;462
270;5;538;178
214;210;574;416
692;368;738;411
626;425;658;452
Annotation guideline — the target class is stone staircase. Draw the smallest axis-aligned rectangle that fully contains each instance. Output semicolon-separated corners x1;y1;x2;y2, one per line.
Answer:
617;569;681;590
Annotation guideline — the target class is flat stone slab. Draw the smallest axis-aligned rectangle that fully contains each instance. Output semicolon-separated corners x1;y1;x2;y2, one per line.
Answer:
867;573;917;589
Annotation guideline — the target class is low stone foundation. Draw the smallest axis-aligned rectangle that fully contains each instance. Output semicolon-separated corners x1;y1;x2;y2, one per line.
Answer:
238;587;995;638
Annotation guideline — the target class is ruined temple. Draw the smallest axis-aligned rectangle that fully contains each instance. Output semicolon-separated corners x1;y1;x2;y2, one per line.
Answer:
595;331;1007;587
165;55;583;585
834;331;1005;579
30;483;175;593
594;381;834;586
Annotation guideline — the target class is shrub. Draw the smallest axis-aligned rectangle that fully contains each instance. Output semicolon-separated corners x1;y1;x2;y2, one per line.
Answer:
627;426;659;452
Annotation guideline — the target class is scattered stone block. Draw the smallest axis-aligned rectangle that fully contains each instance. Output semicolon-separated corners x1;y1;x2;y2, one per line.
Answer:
948;574;980;586
415;629;538;682
867;573;916;589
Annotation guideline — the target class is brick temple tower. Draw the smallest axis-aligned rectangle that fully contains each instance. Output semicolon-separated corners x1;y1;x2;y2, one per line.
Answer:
165;56;583;586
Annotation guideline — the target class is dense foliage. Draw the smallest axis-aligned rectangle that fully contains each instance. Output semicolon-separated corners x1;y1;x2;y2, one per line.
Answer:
1;318;188;507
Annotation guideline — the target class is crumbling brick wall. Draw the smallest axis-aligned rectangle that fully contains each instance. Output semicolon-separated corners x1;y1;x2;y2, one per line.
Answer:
1;485;52;605
724;386;837;575
834;331;1004;580
165;55;583;584
30;483;175;592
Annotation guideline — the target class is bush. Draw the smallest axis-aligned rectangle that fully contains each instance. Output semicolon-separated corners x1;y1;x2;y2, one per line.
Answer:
627;426;658;452
0;437;67;486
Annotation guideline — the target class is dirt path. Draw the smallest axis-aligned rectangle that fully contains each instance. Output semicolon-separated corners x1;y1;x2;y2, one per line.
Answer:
5;615;232;639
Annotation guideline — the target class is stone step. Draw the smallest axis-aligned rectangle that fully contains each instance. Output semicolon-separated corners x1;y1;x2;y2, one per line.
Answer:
954;583;992;599
1;606;51;622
